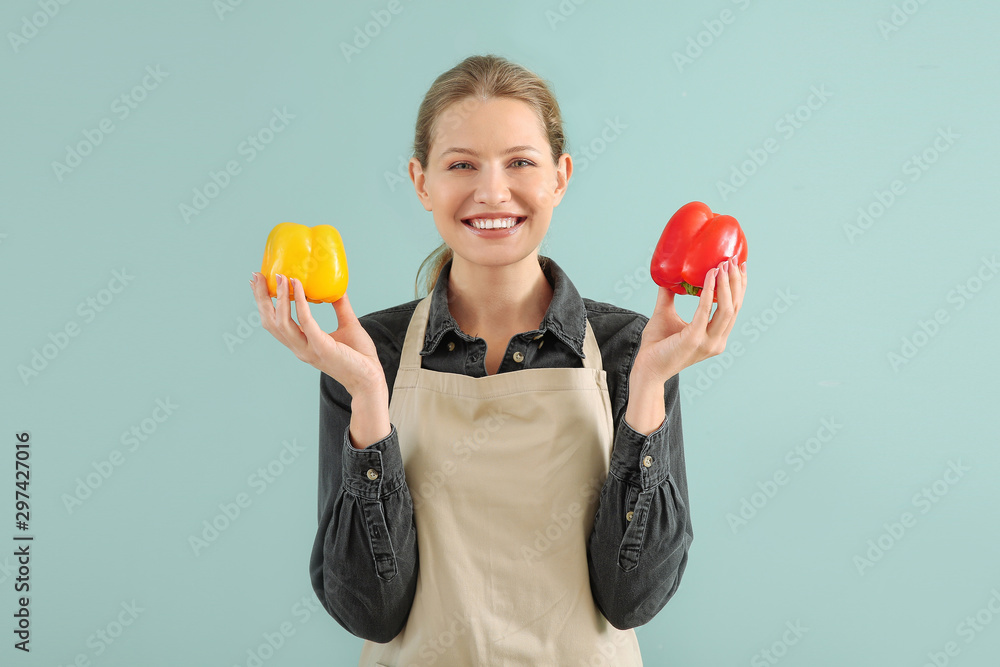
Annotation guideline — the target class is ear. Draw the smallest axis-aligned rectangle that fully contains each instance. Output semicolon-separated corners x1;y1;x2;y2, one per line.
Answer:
409;157;433;212
551;153;573;207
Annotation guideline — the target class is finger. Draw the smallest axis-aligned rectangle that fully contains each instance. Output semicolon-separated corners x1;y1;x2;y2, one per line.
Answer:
739;260;748;302
250;272;279;333
273;274;302;341
732;259;747;310
716;258;734;306
291;277;327;341
651;284;676;320
645;287;683;343
689;267;717;333
718;259;744;340
278;277;310;351
275;273;291;324
330;292;358;328
708;259;736;337
727;259;747;313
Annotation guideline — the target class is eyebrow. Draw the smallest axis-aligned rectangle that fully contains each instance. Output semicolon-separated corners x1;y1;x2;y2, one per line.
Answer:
438;145;542;158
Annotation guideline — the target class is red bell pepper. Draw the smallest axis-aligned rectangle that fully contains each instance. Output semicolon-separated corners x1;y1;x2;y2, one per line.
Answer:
650;201;748;302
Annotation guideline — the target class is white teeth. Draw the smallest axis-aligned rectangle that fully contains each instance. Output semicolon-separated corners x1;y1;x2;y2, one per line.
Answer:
467;217;522;229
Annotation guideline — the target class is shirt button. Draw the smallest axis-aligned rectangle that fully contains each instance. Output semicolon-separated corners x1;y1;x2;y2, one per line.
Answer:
532;333;543;340
642;455;653;468
626;511;634;522
513;351;524;363
447;341;455;351
366;468;379;480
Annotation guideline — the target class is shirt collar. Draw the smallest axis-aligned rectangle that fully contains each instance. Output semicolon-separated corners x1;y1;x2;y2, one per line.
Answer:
420;255;588;359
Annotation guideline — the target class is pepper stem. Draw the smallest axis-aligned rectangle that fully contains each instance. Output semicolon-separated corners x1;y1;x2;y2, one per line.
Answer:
681;281;702;296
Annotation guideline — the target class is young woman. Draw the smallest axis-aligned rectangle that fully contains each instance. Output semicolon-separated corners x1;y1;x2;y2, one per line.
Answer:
250;54;746;666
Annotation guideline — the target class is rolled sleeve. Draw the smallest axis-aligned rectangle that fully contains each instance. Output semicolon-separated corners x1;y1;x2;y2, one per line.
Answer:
587;374;694;630
609;414;671;491
310;373;418;644
341;422;407;500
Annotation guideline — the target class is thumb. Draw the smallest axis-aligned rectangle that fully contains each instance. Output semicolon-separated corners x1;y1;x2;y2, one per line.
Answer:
330;292;358;325
652;285;676;318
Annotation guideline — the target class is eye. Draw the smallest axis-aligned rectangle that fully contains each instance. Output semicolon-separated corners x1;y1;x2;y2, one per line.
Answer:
447;159;536;170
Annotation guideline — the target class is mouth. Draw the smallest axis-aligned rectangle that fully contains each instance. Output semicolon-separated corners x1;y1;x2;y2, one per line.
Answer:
461;216;527;231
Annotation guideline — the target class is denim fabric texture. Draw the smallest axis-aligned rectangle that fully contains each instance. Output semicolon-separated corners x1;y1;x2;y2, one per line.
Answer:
309;255;694;643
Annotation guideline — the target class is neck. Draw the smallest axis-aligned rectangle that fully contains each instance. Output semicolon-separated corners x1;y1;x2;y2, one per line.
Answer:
447;253;553;337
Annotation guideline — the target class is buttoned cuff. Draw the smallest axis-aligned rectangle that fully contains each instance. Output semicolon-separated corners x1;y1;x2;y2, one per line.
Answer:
609;416;671;491
341;423;406;500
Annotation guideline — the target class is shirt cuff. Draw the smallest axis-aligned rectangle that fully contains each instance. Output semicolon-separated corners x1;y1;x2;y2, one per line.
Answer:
609;416;671;491
341;423;406;500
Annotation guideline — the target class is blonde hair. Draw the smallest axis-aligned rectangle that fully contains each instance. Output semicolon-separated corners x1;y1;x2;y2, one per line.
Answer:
411;54;566;298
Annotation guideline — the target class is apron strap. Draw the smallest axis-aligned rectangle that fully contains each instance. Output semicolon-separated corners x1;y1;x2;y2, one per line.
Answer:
398;295;432;371
580;317;603;371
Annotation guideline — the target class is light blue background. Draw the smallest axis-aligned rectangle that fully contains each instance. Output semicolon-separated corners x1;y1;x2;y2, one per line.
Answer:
2;1;999;665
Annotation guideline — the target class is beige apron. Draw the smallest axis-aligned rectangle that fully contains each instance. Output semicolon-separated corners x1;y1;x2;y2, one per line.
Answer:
359;294;643;667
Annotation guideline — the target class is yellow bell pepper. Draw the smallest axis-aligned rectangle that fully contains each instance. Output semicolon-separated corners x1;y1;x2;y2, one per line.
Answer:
260;222;349;304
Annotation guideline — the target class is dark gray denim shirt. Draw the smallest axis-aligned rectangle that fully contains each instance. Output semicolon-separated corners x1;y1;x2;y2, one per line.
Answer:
309;255;693;644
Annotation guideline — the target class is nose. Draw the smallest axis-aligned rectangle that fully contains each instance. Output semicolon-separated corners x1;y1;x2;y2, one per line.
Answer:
473;163;511;206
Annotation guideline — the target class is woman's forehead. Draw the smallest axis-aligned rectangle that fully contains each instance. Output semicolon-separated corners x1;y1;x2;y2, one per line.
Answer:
431;99;546;155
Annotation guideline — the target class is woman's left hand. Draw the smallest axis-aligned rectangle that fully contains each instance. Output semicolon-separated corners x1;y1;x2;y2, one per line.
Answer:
633;256;748;383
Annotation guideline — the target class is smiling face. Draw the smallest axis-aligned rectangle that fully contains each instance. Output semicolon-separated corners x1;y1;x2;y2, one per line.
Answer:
409;96;572;269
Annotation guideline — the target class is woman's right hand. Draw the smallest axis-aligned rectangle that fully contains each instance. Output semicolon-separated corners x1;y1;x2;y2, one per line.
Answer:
250;272;387;398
